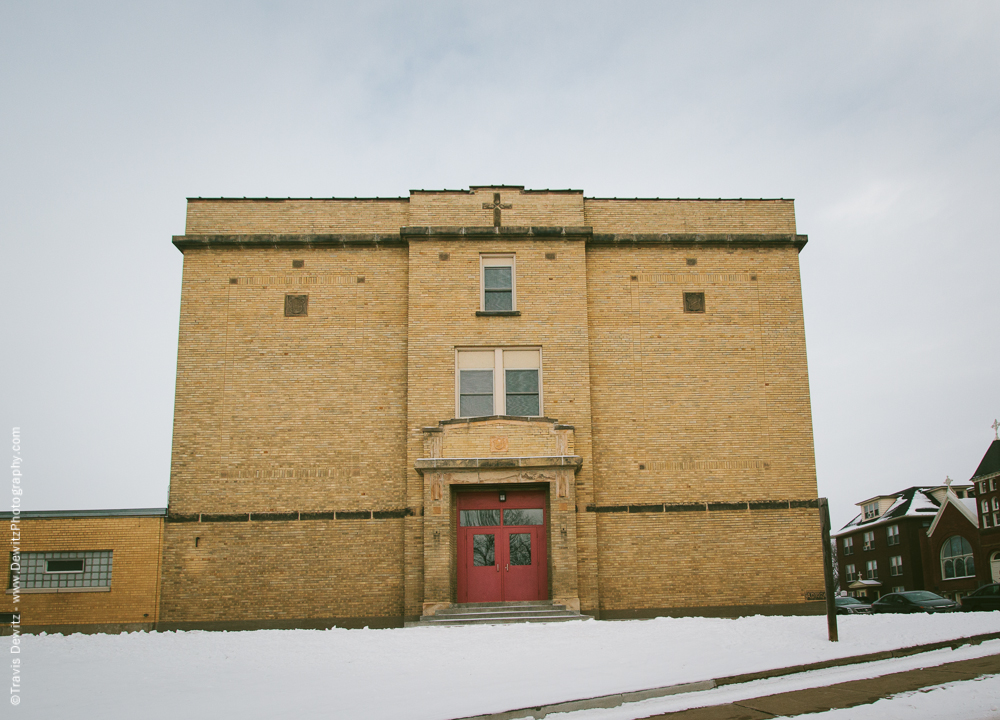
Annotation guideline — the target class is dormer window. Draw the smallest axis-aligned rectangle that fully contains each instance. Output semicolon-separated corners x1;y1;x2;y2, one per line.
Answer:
863;501;879;520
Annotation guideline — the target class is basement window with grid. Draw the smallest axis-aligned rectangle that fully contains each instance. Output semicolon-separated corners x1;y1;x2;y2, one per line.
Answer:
18;551;113;589
457;349;541;417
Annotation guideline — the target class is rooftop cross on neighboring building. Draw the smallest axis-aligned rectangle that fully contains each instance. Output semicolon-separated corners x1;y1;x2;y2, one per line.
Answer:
482;192;512;227
945;475;953;487
992;418;999;440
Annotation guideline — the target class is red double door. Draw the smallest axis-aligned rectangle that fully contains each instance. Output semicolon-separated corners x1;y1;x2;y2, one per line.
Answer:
456;490;548;603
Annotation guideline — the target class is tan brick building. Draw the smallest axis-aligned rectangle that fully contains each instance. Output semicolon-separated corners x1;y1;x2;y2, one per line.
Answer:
159;185;824;630
1;509;164;634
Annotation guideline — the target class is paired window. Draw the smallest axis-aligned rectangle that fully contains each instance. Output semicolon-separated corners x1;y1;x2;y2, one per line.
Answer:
844;564;856;582
863;531;875;551
993;497;1000;511
890;555;903;576
457;349;541;417
866;560;878;580
984;500;990;514
17;551;113;589
480;255;516;312
886;525;899;545
863;502;879;520
991;478;997;491
842;537;853;555
941;536;975;579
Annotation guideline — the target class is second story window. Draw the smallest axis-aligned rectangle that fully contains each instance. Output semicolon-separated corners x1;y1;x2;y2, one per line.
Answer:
866;559;878;579
844;563;856;582
863;531;875;551
842;537;853;555
481;255;515;312
457;348;541;418
886;525;899;545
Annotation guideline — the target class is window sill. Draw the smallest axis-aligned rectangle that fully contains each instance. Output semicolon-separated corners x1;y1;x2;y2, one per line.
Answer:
6;587;111;594
476;311;521;317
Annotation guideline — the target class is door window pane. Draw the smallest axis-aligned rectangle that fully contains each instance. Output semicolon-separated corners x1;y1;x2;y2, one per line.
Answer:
509;533;531;566
460;509;501;527
473;534;495;566
502;509;544;526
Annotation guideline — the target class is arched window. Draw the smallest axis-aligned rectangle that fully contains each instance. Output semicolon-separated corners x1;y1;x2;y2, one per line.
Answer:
941;536;975;579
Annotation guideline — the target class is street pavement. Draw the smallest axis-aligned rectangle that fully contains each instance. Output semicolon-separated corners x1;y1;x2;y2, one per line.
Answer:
641;652;1000;719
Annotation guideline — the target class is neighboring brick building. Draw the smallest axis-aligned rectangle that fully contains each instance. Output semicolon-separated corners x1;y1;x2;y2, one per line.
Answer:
971;435;1000;582
923;489;983;602
832;482;985;603
158;185;825;629
832;484;972;600
1;509;165;634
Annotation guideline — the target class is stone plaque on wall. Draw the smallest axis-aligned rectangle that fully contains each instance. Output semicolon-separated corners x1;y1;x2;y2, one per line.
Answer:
284;294;309;317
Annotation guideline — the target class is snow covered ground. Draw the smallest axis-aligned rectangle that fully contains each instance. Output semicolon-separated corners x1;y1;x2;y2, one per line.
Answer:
11;613;1000;720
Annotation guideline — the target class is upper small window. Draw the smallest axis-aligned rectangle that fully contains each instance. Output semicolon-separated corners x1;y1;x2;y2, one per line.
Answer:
863;501;879;520
842;537;853;555
886;525;899;545
481;255;515;312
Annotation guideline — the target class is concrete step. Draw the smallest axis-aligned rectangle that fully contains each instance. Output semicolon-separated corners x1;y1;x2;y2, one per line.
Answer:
406;601;593;627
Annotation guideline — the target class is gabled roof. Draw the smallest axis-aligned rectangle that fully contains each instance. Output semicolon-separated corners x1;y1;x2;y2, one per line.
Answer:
927;492;979;537
971;439;1000;480
833;487;942;537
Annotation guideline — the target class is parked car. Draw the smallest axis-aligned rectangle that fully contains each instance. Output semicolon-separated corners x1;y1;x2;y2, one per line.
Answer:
960;584;1000;612
835;596;872;615
871;591;958;614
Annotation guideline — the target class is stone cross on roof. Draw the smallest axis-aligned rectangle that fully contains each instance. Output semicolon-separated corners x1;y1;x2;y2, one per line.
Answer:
482;192;512;227
992;418;999;440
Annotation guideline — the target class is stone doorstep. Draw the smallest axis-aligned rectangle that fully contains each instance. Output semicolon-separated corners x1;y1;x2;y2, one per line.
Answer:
432;605;569;616
447;631;1000;720
406;600;592;627
417;616;587;626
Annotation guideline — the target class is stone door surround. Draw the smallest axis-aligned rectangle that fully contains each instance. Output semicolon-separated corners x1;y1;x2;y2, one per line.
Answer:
416;417;583;616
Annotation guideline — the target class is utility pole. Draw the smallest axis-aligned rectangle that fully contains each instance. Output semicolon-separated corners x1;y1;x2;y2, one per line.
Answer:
818;498;839;642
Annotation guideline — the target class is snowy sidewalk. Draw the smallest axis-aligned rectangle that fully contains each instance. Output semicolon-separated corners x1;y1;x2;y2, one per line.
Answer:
13;613;1000;719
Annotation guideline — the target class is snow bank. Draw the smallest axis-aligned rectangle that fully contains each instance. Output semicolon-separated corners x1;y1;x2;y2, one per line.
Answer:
12;613;1000;719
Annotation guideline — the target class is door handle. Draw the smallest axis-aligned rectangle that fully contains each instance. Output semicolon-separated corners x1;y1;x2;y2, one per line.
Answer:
496;564;499;572
505;564;509;571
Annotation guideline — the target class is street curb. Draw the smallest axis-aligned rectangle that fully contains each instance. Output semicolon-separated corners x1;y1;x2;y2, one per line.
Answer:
450;630;1000;720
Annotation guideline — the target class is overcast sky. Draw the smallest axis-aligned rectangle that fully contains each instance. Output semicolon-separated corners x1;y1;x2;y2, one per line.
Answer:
2;2;998;530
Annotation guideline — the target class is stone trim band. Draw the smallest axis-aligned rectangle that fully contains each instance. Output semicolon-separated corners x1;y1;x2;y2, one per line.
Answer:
587;499;820;513
166;508;417;523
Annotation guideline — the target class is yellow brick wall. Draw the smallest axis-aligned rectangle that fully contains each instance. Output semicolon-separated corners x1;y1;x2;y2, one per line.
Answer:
161;243;410;624
163;188;822;625
403;236;598;615
597;509;823;611
408;188;584;227
1;517;163;630
586;244;817;505
185;198;410;234
159;520;403;626
168;245;409;515
584;199;797;234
